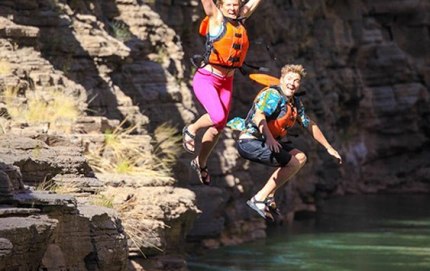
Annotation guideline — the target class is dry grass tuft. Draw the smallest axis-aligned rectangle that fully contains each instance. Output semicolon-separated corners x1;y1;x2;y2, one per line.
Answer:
90;194;114;208
1;86;81;133
84;120;182;256
122;219;164;257
0;59;11;75
35;177;80;194
35;177;57;192
112;194;164;257
153;122;182;168
0;117;9;135
86;119;181;178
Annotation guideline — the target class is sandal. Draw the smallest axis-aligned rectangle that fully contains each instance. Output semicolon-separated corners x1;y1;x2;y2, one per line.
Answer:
265;196;281;216
247;197;274;221
182;125;195;154
191;158;211;185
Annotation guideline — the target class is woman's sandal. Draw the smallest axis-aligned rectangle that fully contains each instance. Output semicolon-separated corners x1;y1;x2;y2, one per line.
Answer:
265;196;281;216
182;125;195;154
191;158;211;185
247;196;274;221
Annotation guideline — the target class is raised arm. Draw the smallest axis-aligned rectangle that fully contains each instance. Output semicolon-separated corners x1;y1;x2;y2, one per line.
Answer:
239;0;264;18
201;0;219;17
307;119;342;164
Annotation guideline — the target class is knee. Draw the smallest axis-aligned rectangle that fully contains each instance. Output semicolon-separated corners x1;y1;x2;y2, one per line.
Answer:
210;112;228;130
287;152;306;169
207;126;221;136
295;152;307;167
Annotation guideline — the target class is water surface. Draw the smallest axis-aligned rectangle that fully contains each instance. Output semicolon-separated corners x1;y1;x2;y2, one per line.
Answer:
188;194;430;271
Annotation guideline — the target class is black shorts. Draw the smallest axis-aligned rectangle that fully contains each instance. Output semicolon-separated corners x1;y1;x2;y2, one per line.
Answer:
237;138;295;167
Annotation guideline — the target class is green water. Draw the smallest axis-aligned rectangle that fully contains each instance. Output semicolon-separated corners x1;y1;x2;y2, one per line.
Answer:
188;195;430;271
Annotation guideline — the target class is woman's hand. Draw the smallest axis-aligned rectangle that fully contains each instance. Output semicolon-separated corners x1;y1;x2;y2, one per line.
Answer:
240;0;264;18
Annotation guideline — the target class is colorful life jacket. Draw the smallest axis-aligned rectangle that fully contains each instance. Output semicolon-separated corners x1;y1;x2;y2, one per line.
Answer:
267;101;297;139
199;16;249;68
247;86;298;139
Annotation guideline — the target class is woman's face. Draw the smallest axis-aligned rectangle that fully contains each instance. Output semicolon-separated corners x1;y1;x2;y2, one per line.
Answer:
219;0;241;19
281;72;301;97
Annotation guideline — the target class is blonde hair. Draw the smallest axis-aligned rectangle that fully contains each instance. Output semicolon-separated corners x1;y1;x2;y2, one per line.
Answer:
281;64;307;79
216;0;241;7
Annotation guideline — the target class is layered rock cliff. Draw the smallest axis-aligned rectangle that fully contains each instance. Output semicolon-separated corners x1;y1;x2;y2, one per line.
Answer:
150;0;430;244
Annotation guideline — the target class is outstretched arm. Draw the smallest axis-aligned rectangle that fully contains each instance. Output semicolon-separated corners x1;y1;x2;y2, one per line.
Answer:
307;119;342;164
240;0;264;18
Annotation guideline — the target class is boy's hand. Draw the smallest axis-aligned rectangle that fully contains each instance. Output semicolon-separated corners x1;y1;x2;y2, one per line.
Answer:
327;146;342;164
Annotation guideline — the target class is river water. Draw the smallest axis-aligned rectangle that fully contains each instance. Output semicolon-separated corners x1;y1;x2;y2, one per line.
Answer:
188;194;430;271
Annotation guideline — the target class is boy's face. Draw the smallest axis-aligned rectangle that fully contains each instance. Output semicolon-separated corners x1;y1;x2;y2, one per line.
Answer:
281;72;301;97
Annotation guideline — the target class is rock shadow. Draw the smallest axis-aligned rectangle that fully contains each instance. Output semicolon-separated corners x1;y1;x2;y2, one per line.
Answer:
5;1;124;120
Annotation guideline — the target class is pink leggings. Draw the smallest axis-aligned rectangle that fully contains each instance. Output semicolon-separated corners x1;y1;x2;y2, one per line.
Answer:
192;68;234;130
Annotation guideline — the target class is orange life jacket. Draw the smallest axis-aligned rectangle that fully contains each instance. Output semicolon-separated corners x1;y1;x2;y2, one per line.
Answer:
249;86;298;139
199;16;249;68
267;102;297;139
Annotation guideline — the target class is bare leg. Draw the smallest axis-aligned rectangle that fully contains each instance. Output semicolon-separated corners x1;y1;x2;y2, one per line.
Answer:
254;150;307;202
187;113;221;168
188;115;221;183
266;150;307;197
184;114;214;153
187;113;213;136
198;126;221;168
